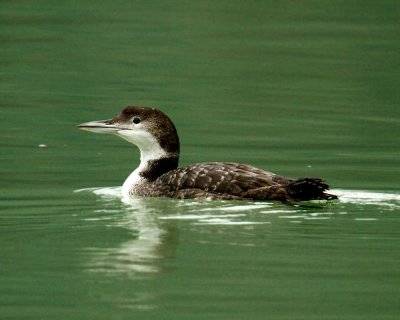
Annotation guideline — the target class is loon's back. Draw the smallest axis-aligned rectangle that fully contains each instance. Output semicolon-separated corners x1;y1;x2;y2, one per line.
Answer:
134;162;337;203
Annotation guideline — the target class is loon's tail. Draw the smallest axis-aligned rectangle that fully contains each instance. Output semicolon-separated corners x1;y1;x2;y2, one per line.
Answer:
286;178;337;202
241;177;337;204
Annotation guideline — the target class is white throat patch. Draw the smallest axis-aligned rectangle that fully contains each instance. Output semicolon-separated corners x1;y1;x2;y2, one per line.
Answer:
117;129;168;196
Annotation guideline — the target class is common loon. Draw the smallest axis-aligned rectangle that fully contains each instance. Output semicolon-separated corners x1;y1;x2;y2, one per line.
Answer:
78;106;337;204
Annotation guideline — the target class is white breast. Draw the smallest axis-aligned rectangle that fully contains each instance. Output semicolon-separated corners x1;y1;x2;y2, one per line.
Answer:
122;166;145;196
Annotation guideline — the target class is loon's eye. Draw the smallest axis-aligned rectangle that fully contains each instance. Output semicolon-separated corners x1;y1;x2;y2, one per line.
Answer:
132;117;141;124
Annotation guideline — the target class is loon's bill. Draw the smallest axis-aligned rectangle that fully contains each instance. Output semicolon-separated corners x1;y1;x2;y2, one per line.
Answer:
78;120;120;133
78;106;338;204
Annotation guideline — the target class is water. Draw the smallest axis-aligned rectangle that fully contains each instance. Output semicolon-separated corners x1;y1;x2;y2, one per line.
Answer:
1;1;400;319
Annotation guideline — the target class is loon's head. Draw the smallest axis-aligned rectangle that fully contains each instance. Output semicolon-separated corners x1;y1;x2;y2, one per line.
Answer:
78;106;180;162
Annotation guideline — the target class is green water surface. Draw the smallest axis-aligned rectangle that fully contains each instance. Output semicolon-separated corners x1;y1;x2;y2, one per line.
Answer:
1;1;399;319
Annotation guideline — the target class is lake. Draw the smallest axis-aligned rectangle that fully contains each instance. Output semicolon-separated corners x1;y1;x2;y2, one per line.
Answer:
1;1;399;319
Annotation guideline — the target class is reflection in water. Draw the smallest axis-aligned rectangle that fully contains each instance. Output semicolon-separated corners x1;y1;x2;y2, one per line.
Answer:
159;203;272;225
76;187;179;277
76;187;400;277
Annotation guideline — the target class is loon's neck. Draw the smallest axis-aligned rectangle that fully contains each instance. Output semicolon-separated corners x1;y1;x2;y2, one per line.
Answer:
121;149;179;196
139;156;179;181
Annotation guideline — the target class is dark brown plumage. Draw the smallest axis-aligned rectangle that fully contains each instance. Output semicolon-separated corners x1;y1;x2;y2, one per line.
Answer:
134;162;337;204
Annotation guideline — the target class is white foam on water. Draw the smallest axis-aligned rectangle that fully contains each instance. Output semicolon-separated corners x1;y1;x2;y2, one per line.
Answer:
331;189;400;208
74;186;122;198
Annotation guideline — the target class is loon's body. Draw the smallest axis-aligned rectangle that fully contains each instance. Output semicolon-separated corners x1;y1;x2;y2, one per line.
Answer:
78;106;337;204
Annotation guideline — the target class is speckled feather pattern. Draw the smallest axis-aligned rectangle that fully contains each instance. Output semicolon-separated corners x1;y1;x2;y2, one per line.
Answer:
130;162;295;201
